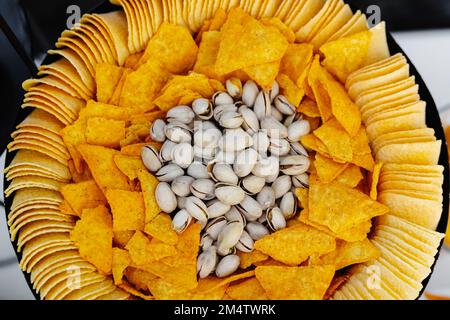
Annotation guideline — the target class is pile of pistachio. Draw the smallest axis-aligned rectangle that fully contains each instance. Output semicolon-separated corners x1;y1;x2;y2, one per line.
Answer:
141;78;310;278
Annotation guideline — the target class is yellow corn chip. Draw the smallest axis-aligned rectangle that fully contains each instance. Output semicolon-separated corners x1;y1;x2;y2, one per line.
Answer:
120;59;170;112
112;248;130;285
114;154;146;180
255;222;336;266
85;117;126;148
298;97;320;118
314;118;353;163
215;8;288;75
335;165;364;188
95;63;125;103
238;250;269;269
226;277;268;300
106;189;145;232
70;205;113;274
280;43;314;86
243;61;280;90
126;231;177;265
310;239;380;270
309;181;389;234
60;180;107;216
137;169;161;224
139;23;198;74
256;265;335;300
154;72;216;111
276;73;304;107
144;212;178;246
320;30;372;83
78;144;131;192
315;153;349;184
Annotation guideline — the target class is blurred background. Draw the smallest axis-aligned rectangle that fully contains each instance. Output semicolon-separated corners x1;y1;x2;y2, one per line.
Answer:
0;0;449;299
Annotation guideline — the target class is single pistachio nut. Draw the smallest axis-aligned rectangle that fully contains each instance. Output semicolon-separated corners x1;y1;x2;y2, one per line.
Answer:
219;111;244;129
165;122;192;143
290;142;308;157
167;105;195;124
171;175;194;197
213;92;234;106
207;199;231;219
160;140;177;162
256;186;276;210
217;220;244;256
187;161;209;179
155;164;184;182
225;207;246;226
205;216;227;240
155;182;177;213
288;120;311;142
150;119;166;142
235;231;254;253
269;138;291;156
254;91;271;120
242;80;259;107
193;128;222;149
279;192;297;219
197;246;218;279
226;78;243;99
266;207;286;232
233;148;258;178
215;254;240;278
239;175;266;195
252;131;270;155
246;222;270;241
252;156;279;178
239;106;260;135
218;128;253;152
185;196;209;227
192;98;213;120
270;106;284;122
274;95;296;116
190;179;216;201
272;175;292;199
172;209;192;233
141;145;162;172
261;116;288;139
172;143;194;169
292;173;309;188
269;81;280;102
280;155;310;176
201;234;214;251
207;160;239;185
236;195;263;222
215;183;246;206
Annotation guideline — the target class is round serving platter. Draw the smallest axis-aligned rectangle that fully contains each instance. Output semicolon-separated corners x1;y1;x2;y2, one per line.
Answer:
2;0;449;300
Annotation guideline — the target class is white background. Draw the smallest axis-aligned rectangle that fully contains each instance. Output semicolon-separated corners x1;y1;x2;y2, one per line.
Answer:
0;29;449;300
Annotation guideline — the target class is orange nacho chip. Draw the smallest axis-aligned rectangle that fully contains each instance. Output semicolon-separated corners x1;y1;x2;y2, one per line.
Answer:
60;180;107;216
112;248;131;285
114;154;147;180
254;222;336;266
256;265;335;300
226;277;268;300
137;169;161;224
215;8;288;75
106;189;145;232
139;23;198;74
314;118;353;163
309;181;389;234
78;144;131;192
70;205;113;275
125;231;177;265
144;212;178;246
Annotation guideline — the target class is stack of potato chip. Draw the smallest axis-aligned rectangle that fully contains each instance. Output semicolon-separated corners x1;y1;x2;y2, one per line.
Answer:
3;0;445;300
